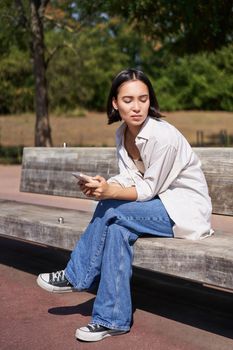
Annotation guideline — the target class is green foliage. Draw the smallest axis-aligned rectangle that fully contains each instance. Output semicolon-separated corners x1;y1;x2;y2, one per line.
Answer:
0;0;30;55
0;0;33;113
0;145;23;164
0;47;34;113
153;45;233;111
0;0;232;114
104;0;233;54
46;18;143;111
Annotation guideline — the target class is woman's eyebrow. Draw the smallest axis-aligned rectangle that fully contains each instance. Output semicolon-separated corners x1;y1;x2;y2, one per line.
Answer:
122;94;149;98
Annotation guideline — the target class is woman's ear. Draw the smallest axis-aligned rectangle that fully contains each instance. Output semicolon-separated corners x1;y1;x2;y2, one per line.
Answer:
112;98;118;110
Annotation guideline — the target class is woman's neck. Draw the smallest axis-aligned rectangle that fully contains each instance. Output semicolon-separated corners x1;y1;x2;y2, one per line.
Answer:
124;126;141;160
125;125;141;139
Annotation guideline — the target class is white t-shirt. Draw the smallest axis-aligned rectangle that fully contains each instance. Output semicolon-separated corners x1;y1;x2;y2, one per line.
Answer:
108;117;213;240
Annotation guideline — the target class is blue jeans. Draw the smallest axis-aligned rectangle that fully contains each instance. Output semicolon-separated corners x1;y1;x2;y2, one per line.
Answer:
65;197;174;331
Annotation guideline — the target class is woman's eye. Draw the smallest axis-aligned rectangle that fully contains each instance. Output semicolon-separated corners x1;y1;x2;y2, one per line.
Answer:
140;97;148;103
122;96;148;103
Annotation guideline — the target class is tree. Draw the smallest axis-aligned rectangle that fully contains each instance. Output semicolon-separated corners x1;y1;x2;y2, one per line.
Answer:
1;0;86;146
103;0;233;54
46;16;154;111
30;0;52;146
1;0;232;119
1;0;107;146
1;0;53;146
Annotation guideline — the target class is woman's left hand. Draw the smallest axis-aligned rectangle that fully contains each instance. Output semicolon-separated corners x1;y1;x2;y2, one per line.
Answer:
83;176;133;200
84;176;112;199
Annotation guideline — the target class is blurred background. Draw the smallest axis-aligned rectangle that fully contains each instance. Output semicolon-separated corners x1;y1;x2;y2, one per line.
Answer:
0;0;232;163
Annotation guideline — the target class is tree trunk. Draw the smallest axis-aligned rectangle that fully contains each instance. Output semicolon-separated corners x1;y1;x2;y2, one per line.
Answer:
30;0;52;146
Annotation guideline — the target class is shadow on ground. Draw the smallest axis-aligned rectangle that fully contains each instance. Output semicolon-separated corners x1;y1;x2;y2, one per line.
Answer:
0;235;232;340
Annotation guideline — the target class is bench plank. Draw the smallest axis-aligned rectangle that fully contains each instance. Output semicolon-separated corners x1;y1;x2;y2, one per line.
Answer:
20;147;118;199
0;199;90;250
195;148;233;216
20;147;233;215
0;199;232;290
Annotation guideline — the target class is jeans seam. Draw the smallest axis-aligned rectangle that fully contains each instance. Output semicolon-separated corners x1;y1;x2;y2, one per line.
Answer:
111;235;124;324
80;225;108;289
110;229;132;329
118;215;171;222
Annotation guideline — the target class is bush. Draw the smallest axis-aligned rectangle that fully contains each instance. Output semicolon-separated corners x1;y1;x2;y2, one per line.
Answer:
152;45;233;111
0;47;34;114
0;35;232;113
0;145;23;164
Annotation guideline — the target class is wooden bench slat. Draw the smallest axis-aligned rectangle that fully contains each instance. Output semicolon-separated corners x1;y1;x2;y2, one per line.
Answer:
20;147;233;215
194;148;233;216
0;199;232;291
20;147;118;199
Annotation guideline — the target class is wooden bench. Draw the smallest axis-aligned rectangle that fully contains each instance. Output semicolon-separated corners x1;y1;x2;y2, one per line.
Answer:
0;147;233;291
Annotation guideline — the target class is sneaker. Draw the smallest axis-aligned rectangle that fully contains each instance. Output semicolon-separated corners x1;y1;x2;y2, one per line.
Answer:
75;323;127;342
37;270;77;293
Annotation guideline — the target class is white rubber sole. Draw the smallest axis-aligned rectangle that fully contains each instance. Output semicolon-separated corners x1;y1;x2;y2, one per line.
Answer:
75;328;127;342
36;275;77;293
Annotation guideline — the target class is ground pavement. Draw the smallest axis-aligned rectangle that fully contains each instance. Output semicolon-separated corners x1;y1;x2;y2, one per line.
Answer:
0;165;233;350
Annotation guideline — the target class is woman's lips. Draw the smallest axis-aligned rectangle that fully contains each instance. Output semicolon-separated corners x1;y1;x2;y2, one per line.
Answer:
131;115;142;118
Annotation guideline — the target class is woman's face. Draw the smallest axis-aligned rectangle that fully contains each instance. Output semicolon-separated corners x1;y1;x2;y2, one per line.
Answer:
112;80;150;129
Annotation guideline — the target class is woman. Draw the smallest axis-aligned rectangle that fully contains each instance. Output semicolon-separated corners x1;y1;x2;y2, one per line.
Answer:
37;69;213;342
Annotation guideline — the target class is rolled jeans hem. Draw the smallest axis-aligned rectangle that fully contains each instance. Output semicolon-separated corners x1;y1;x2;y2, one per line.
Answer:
91;317;130;332
64;269;83;291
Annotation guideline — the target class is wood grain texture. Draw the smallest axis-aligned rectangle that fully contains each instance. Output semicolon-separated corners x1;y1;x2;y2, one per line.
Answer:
194;148;233;216
20;147;233;215
20;147;118;199
0;199;232;290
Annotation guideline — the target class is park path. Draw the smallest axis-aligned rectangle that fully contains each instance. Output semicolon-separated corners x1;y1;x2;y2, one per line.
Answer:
0;164;233;350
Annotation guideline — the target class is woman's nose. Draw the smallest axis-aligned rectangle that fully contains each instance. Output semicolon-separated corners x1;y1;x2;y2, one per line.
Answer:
132;100;140;111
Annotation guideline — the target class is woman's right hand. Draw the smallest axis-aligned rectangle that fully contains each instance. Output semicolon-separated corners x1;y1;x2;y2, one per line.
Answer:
78;181;93;197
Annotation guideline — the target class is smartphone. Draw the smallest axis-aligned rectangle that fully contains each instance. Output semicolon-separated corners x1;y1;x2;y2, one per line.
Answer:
72;172;96;184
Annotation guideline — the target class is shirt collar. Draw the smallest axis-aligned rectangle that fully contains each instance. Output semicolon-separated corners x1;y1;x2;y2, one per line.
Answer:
136;116;152;141
116;116;160;146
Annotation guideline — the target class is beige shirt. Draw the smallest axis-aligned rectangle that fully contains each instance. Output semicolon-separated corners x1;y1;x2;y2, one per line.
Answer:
133;159;145;175
108;117;213;240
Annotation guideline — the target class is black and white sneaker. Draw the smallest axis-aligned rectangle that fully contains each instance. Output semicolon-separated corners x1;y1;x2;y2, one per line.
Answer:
75;323;127;342
37;270;77;293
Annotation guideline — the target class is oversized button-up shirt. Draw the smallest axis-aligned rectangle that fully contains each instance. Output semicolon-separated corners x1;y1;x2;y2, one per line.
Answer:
107;117;213;240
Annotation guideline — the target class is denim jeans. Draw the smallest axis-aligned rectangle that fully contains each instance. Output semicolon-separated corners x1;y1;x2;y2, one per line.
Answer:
65;197;174;331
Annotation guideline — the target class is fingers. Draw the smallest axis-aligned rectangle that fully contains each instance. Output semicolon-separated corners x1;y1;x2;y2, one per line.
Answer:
85;176;106;189
78;181;86;191
78;181;96;197
85;180;102;188
93;175;105;183
77;176;107;198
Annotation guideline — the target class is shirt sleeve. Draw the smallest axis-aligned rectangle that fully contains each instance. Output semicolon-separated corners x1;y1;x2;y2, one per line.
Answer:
135;143;177;201
107;149;136;187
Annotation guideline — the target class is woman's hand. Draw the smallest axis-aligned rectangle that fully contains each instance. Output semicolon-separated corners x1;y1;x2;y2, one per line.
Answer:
78;175;137;201
78;180;94;197
84;176;114;200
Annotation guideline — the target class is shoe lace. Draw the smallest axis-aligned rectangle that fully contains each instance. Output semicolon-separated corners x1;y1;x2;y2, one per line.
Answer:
51;270;65;282
88;323;102;331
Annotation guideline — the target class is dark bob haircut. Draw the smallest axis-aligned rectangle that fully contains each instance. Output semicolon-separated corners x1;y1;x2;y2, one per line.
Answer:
107;68;163;125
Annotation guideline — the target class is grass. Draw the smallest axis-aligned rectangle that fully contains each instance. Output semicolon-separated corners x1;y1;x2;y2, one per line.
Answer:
0;111;232;149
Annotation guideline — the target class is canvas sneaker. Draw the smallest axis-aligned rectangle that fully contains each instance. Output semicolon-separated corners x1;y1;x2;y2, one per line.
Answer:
75;323;127;342
37;270;77;293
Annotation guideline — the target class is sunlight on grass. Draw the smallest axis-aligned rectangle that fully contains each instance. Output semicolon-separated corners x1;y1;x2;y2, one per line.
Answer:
0;111;232;148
